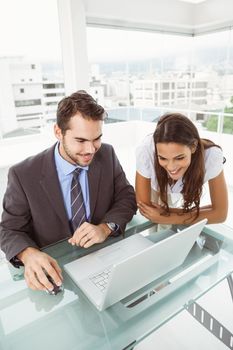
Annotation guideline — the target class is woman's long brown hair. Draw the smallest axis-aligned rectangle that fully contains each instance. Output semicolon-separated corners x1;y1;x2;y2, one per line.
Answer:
153;113;220;220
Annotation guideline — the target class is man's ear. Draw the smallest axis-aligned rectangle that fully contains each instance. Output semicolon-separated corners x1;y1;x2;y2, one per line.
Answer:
54;124;62;141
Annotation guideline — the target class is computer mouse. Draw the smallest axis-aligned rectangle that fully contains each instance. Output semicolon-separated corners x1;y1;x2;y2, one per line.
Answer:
45;274;64;295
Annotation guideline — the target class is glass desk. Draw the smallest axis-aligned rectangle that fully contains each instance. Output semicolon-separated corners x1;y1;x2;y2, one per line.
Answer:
0;219;233;350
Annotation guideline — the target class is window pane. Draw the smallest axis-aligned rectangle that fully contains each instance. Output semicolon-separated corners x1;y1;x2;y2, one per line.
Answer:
87;26;233;132
0;0;64;138
86;27;192;121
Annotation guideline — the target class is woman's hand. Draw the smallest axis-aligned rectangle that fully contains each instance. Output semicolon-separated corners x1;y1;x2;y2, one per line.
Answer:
137;201;163;223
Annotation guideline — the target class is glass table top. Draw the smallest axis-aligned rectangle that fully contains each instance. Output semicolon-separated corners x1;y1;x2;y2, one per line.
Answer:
0;217;233;350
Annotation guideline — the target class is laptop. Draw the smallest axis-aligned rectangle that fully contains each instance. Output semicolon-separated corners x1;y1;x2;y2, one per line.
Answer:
64;218;207;311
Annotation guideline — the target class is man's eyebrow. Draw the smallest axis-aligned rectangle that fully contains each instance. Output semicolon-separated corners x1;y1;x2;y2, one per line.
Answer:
74;134;102;142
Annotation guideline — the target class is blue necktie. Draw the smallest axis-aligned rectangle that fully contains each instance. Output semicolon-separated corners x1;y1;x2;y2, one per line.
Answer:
70;168;86;231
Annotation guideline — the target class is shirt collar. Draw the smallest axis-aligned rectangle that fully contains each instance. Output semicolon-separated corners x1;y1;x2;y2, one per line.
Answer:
54;142;89;176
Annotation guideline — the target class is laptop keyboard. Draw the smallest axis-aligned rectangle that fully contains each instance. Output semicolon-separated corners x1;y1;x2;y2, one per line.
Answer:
89;268;111;292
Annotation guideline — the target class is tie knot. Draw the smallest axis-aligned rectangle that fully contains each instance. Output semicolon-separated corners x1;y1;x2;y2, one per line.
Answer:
74;168;82;177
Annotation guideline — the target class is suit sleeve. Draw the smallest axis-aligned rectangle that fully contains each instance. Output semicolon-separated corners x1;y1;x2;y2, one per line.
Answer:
100;146;137;234
0;167;38;262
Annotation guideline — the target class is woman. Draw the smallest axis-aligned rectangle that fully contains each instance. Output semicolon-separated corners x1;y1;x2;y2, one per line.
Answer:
136;113;228;225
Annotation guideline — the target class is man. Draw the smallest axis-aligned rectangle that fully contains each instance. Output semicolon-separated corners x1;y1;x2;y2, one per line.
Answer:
0;90;137;292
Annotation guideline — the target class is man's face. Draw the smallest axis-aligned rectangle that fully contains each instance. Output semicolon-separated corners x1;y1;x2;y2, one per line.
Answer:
54;112;103;166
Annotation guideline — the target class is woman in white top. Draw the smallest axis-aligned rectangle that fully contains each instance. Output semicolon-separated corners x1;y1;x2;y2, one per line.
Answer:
136;113;228;225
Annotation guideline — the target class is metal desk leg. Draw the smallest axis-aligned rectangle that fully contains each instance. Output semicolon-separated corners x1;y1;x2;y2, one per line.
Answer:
227;273;233;302
186;301;233;348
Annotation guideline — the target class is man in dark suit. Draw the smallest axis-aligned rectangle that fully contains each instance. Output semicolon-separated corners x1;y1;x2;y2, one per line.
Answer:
0;90;137;292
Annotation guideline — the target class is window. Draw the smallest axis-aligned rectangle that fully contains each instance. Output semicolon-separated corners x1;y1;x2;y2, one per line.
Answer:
87;27;192;113
192;30;232;111
192;91;207;97
45;101;58;106
0;0;64;138
44;92;64;98
43;83;64;89
162;82;170;90
15;99;41;107
87;26;233;125
177;82;186;89
193;82;207;89
177;91;185;98
162;92;170;100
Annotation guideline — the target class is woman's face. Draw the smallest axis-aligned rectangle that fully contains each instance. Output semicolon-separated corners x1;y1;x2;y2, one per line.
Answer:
156;142;194;181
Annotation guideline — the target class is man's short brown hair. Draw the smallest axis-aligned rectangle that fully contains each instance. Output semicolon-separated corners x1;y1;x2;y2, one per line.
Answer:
56;90;107;134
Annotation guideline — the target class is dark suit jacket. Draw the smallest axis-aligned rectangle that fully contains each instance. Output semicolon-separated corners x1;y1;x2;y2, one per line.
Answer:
0;143;137;261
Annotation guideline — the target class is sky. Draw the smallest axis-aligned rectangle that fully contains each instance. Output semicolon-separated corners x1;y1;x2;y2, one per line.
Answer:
86;27;193;62
0;0;62;61
0;0;231;63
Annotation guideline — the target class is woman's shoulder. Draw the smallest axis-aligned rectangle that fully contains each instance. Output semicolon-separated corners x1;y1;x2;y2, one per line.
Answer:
138;133;154;146
136;133;155;178
204;146;224;181
136;133;154;153
204;145;223;163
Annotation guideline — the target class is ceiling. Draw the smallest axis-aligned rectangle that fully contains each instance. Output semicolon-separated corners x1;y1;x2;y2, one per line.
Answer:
177;0;207;3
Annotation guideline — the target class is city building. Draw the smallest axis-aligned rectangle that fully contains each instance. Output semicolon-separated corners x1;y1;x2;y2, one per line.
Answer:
0;57;65;137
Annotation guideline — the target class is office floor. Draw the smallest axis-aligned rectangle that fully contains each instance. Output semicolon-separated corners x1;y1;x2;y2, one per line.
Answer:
135;277;233;349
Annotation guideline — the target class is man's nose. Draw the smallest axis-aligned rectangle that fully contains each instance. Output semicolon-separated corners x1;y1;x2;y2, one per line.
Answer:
84;141;95;153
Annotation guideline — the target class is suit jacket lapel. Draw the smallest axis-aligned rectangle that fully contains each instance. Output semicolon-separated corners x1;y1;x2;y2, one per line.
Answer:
88;157;102;220
39;145;70;231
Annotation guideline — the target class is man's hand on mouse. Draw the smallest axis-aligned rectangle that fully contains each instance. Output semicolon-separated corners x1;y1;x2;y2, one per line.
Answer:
17;247;63;291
